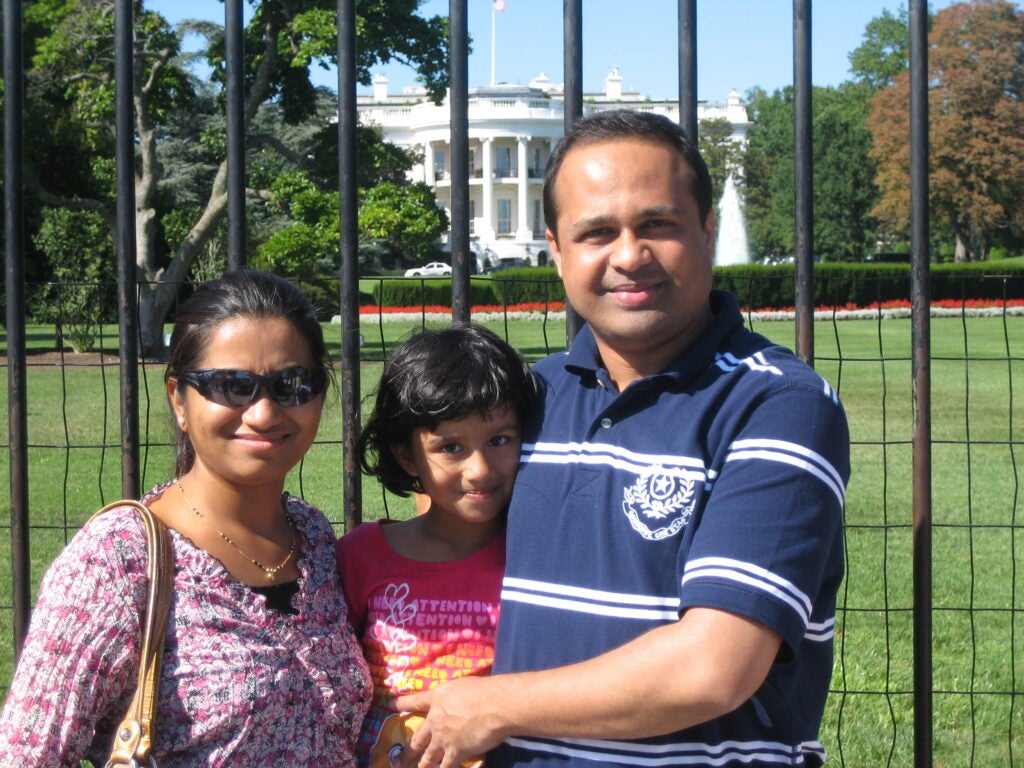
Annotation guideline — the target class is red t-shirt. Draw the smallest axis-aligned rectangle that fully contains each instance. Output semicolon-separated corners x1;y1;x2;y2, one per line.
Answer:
335;520;504;766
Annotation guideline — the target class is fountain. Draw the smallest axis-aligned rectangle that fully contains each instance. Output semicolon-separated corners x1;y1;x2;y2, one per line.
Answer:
714;173;750;265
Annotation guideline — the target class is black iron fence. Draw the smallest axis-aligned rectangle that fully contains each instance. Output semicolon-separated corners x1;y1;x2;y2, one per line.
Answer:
3;0;1021;765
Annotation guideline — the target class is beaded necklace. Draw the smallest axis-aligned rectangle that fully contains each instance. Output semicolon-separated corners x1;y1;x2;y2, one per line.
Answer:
176;480;296;582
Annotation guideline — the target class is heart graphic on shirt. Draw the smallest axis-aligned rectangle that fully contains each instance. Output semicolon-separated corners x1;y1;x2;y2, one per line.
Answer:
373;582;418;654
382;583;417;627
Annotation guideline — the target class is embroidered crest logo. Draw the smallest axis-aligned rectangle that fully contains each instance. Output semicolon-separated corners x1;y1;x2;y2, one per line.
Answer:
622;467;697;541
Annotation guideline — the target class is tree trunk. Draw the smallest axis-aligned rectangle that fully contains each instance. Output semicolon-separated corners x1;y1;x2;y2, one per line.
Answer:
130;18;281;358
136;164;229;357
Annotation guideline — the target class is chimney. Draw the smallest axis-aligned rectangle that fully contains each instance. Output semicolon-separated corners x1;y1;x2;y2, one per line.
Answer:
604;67;622;100
373;73;389;102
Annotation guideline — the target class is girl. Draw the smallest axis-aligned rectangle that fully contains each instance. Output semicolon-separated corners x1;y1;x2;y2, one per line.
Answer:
336;324;537;768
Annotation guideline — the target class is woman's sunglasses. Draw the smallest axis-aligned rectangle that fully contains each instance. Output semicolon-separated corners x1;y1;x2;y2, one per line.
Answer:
178;367;328;408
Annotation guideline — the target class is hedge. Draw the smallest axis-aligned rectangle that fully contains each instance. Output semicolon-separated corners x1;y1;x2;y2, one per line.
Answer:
714;262;1024;309
372;268;566;308
365;262;1024;310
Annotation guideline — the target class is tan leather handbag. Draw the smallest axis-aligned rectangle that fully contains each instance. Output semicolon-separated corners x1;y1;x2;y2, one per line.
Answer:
90;500;174;768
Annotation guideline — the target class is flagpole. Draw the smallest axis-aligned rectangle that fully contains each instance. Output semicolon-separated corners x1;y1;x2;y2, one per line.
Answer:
490;3;497;86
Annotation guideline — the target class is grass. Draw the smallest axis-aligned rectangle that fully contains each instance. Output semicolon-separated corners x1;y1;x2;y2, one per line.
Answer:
2;311;1023;766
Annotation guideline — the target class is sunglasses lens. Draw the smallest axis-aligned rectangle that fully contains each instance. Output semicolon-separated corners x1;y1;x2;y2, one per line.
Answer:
217;372;260;407
270;369;303;405
290;367;327;405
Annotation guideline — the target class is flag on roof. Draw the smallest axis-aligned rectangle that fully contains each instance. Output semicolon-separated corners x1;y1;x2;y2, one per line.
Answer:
492;1;507;10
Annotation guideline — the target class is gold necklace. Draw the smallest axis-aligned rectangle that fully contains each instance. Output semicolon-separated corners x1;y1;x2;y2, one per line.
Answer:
176;480;297;582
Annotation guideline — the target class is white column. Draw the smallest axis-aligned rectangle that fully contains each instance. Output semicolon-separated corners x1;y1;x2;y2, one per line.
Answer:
424;141;435;186
481;138;496;241
516;135;531;241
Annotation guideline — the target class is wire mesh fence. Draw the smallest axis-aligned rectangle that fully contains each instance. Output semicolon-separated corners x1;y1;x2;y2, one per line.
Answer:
1;272;1022;765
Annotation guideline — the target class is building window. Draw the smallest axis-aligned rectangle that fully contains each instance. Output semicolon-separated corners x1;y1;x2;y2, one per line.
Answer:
533;199;544;237
497;199;512;235
469;199;476;235
532;147;543;177
495;146;512;176
434;149;447;178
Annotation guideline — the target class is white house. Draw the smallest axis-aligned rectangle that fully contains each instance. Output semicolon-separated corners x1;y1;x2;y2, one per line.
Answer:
357;68;750;268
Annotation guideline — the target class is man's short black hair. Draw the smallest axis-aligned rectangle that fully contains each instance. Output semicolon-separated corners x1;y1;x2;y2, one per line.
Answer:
542;109;714;237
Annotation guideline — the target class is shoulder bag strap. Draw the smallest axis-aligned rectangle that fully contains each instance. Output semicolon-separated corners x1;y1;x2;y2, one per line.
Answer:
92;499;174;768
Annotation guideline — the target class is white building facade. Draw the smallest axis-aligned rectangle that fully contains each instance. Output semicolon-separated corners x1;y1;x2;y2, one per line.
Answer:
357;69;750;268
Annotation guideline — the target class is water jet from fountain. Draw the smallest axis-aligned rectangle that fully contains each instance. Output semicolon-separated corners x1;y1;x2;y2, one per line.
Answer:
715;174;750;266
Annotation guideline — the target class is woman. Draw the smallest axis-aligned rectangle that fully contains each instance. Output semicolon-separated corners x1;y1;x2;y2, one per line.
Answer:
0;270;371;766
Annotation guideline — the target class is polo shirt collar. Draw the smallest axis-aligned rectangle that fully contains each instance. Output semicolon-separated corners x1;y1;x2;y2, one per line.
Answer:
563;289;746;390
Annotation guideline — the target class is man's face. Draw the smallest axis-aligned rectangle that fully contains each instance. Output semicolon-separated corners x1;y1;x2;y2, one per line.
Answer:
546;139;716;373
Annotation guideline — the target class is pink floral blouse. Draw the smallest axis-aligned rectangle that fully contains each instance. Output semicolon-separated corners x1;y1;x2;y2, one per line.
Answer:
0;483;371;767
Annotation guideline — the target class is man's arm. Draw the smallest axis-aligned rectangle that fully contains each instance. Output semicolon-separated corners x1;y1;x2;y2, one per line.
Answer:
394;606;781;768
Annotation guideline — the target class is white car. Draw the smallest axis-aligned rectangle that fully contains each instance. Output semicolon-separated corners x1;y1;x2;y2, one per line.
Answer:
404;261;452;277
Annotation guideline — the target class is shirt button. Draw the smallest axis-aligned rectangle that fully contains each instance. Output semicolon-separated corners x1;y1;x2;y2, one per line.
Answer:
600;417;613;429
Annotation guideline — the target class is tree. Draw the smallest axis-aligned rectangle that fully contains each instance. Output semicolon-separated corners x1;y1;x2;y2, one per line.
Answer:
869;0;1024;261
849;7;914;90
743;87;796;259
743;84;879;262
28;0;450;355
812;83;879;261
32;208;117;352
358;181;449;269
697;117;744;198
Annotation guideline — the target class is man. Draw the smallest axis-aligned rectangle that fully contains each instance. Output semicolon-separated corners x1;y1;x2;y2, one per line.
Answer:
395;109;849;768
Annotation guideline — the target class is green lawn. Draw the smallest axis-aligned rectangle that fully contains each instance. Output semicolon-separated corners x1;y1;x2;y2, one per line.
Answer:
1;311;1022;765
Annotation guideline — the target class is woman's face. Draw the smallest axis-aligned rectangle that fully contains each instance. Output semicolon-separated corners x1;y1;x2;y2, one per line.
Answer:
166;315;325;490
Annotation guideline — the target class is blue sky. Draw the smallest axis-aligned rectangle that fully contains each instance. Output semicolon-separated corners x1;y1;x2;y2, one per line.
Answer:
147;0;960;103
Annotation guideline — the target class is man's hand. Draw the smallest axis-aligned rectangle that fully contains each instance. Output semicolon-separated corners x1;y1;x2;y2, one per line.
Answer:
394;676;509;768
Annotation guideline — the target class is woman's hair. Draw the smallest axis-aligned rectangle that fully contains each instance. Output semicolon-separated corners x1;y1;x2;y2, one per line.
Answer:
165;269;329;476
357;324;539;496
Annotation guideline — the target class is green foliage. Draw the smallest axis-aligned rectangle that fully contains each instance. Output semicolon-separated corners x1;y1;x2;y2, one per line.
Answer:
358;182;449;267
369;268;567;308
32;208;116;351
373;279;495;308
743;87;796;259
714;261;1024;309
255;172;341;276
206;0;450;125
480;268;566;306
743;83;880;263
697;116;744;196
20;0;452;356
811;84;879;261
848;7;913;89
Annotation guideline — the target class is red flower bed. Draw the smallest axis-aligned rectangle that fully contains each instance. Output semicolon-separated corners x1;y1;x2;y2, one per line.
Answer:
359;298;1023;316
360;302;567;315
759;298;1024;313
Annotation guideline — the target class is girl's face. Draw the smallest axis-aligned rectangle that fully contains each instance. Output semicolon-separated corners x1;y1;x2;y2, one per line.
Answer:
167;316;325;490
393;405;522;526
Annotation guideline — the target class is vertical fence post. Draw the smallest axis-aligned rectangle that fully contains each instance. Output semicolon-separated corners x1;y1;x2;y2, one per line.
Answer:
909;0;933;764
562;0;582;345
450;0;470;325
226;0;246;270
793;0;814;366
337;0;361;531
115;0;140;500
4;0;30;656
678;0;698;143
